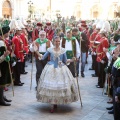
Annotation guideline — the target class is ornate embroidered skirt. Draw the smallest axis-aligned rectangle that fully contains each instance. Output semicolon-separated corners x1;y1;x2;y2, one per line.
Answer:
36;64;78;104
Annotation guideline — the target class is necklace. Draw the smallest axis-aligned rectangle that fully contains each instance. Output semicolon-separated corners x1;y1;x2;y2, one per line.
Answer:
53;47;61;60
54;47;60;51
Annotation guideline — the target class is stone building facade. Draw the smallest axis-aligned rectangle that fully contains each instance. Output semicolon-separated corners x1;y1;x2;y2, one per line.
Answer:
0;0;120;20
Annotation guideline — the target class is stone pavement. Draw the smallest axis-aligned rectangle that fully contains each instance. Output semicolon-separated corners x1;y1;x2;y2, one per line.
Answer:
0;55;114;120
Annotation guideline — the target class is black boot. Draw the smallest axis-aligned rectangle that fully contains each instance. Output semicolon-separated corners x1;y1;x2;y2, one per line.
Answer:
108;109;114;114
106;106;113;110
4;96;12;102
0;88;11;106
81;72;85;77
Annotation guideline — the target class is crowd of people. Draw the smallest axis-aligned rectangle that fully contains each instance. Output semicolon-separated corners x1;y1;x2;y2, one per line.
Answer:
0;17;120;119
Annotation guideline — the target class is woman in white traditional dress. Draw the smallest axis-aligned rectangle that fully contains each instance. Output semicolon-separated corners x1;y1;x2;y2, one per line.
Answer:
36;36;78;113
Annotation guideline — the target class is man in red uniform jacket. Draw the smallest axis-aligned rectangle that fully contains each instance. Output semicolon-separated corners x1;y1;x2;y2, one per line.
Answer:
20;28;29;74
45;22;54;41
32;22;43;41
12;27;24;86
89;27;101;78
96;30;109;88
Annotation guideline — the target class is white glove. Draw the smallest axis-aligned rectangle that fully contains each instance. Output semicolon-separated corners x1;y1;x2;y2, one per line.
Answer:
115;96;119;103
101;60;105;64
29;44;34;52
66;59;71;65
29;43;38;52
12;62;16;67
39;54;43;58
38;57;42;60
106;52;110;59
38;54;43;60
24;53;27;55
93;52;96;55
103;47;106;52
112;54;115;57
18;59;21;62
91;52;94;55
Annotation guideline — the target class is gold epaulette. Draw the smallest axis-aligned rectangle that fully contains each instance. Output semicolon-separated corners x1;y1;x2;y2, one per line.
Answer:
92;45;97;48
90;41;94;43
19;51;23;52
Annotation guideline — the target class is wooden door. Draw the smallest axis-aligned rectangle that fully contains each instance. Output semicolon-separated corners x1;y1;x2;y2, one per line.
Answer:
93;11;98;18
2;0;12;19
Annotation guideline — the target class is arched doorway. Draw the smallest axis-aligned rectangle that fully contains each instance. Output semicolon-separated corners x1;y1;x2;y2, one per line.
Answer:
93;11;98;18
75;5;81;19
90;4;101;19
114;6;120;18
77;11;81;18
2;0;12;19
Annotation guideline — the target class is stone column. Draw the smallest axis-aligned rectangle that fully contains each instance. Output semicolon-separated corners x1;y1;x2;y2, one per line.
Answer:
0;1;2;18
9;0;15;19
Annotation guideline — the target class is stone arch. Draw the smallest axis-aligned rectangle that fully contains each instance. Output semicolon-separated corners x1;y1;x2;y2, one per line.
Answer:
75;4;81;19
2;0;14;19
109;4;120;18
90;4;101;19
114;6;120;18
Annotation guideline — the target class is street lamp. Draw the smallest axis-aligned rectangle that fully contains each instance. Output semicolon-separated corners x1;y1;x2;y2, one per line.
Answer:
28;0;33;20
56;13;62;26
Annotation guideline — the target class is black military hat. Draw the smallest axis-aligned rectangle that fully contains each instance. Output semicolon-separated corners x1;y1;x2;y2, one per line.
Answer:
0;26;10;36
114;39;120;44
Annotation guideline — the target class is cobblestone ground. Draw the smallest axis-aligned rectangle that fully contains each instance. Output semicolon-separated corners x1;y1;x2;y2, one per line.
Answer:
0;55;114;120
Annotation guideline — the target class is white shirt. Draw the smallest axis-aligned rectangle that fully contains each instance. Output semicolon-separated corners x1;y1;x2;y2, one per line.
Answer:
38;43;47;52
29;41;53;52
61;39;80;58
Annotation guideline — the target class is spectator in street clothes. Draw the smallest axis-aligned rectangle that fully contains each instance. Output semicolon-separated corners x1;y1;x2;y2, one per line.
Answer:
20;23;29;74
80;22;89;77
